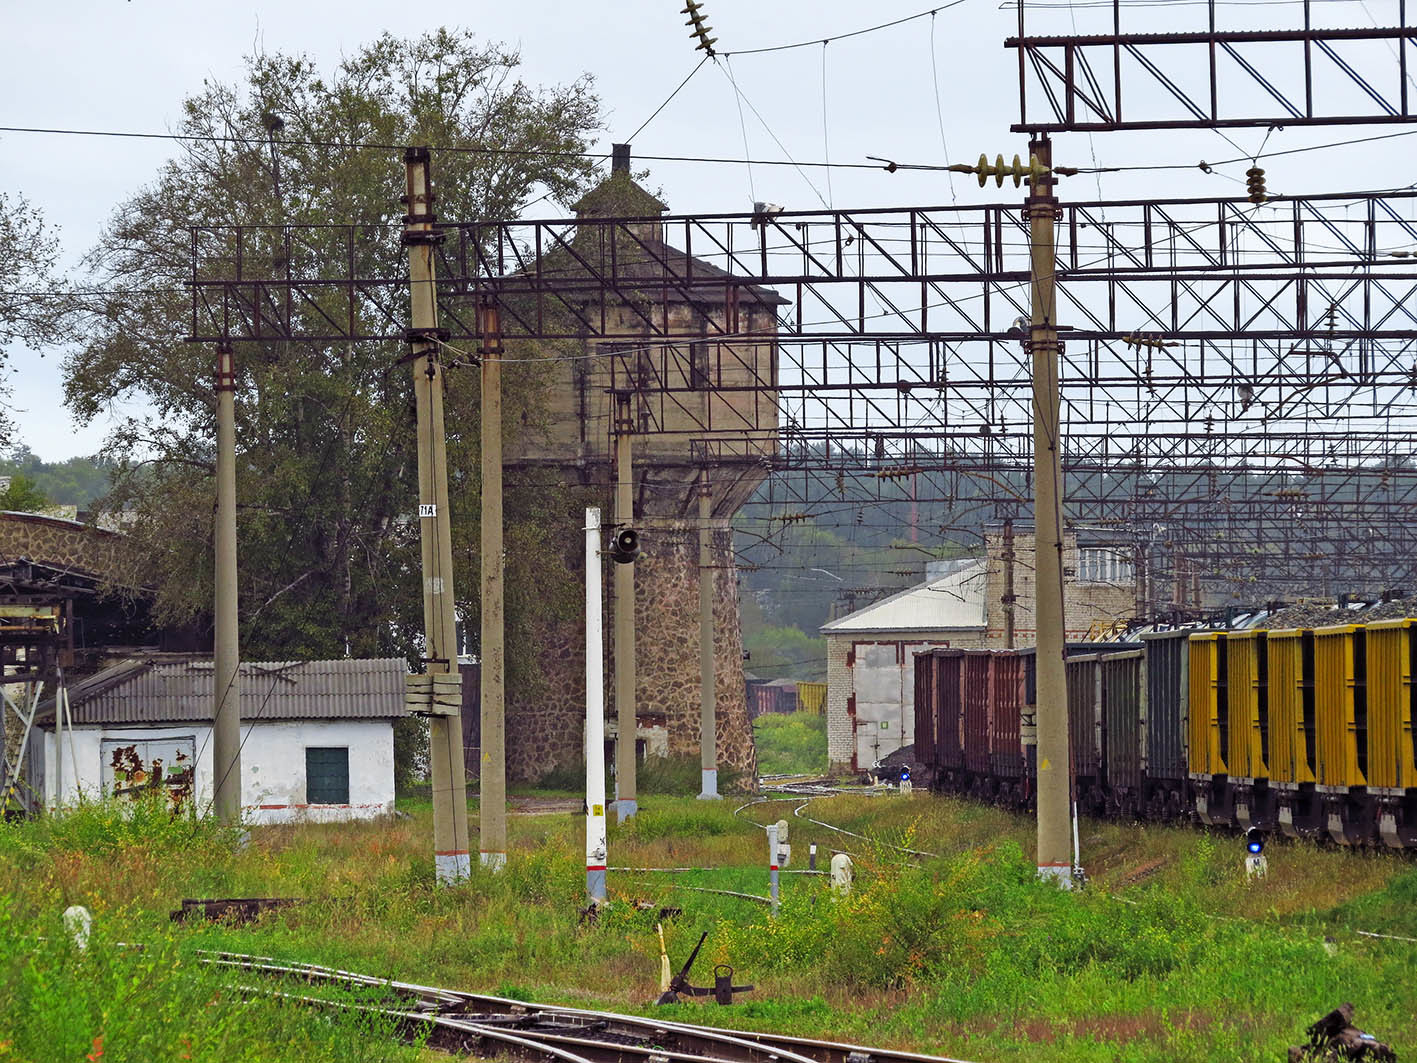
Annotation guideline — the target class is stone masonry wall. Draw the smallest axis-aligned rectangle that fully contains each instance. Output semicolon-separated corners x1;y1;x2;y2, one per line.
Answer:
503;517;755;786
0;513;149;588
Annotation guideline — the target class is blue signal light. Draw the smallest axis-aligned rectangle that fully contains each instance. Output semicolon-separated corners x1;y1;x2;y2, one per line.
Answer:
1245;828;1265;854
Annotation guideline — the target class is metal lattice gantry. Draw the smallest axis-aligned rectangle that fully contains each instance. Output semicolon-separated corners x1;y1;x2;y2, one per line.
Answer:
187;182;1417;605
1008;0;1417;132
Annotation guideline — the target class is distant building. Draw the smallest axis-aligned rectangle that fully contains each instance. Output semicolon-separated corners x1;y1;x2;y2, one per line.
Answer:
489;147;785;784
982;523;1137;645
35;656;406;823
821;559;988;771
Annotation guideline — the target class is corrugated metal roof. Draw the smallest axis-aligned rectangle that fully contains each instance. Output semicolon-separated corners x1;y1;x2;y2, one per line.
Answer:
820;559;987;635
58;656;408;725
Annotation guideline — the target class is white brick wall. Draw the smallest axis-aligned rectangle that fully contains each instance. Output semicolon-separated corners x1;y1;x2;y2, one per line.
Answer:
825;636;854;770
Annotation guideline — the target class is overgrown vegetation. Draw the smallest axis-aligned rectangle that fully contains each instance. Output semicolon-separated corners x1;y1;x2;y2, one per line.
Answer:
753;711;828;775
2;792;1415;1062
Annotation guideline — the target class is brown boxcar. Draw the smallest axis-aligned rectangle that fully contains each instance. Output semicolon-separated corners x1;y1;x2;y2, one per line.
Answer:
961;650;995;777
913;649;938;769
932;648;966;774
992;650;1028;788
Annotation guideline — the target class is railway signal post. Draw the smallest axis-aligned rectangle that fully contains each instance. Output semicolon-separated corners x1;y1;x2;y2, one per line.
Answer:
697;471;719;800
585;507;609;906
479;289;508;872
613;394;637;822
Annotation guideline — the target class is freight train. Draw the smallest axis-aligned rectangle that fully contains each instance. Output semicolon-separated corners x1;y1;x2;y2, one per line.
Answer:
911;620;1417;847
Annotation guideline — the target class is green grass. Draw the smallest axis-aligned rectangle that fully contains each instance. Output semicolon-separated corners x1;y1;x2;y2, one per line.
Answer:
1;789;1414;1062
753;712;828;775
0;798;418;1063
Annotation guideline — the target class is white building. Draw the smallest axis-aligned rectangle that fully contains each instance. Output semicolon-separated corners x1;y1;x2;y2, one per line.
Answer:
37;656;407;824
821;559;987;771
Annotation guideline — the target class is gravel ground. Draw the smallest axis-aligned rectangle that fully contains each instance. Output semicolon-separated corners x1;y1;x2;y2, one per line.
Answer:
1261;596;1417;629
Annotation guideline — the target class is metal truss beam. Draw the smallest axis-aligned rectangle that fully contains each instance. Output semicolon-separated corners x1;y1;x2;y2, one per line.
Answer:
188;191;1417;603
1007;1;1417;132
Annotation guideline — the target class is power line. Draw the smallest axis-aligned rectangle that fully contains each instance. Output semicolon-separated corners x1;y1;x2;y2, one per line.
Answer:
9;119;1410;182
0;123;887;171
720;0;971;56
624;56;709;144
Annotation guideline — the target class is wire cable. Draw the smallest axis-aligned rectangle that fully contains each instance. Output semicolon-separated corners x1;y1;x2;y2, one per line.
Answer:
624;56;709;145
0;124;889;171
720;56;757;203
929;11;959;202
721;0;971;56
714;57;830;207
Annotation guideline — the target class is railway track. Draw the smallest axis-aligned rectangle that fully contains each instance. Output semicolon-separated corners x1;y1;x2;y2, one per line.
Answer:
205;951;976;1063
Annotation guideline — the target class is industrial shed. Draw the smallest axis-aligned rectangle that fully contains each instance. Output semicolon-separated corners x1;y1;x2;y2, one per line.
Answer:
822;559;988;771
36;656;406;824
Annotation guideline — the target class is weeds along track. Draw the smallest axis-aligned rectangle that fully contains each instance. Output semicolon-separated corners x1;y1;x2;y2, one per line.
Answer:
205;951;977;1063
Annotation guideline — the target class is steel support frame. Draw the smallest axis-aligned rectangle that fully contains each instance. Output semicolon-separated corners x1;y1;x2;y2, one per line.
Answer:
1008;0;1417;132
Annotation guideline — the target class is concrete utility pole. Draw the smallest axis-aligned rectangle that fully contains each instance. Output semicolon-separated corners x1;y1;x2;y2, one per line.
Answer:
697;471;719;799
612;393;638;821
212;342;241;824
479;291;507;871
1026;133;1073;888
402;147;471;884
585;507;608;905
1003;518;1017;649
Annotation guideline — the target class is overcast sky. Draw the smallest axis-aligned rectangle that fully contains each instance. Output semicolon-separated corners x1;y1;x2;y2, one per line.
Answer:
2;0;1411;459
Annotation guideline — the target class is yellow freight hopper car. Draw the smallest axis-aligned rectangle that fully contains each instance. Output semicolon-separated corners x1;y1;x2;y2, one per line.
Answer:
1364;619;1417;846
1225;629;1272;829
1312;624;1371;844
1266;628;1321;839
1187;632;1233;825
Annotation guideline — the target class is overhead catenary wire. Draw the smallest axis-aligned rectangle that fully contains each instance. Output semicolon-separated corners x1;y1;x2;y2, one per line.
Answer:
0;124;888;171
624;55;710;145
718;0;971;56
7;120;1415;183
712;57;830;208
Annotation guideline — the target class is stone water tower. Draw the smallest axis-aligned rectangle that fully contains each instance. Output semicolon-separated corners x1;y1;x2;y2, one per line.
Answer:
497;146;783;785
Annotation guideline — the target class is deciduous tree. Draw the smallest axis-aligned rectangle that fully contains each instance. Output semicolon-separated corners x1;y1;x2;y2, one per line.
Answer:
64;31;599;680
0;192;67;447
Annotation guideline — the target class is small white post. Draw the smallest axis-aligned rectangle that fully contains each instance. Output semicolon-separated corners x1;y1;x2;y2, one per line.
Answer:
775;818;791;867
585;507;608;907
830;851;854;898
767;822;780;914
63;905;91;951
1071;798;1081;880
